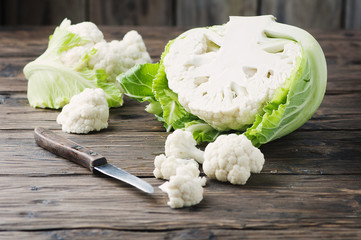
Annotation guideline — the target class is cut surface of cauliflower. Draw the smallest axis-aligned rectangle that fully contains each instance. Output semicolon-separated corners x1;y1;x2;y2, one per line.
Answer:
165;129;204;164
203;134;265;185
153;154;200;180
159;167;207;208
163;16;302;131
56;88;109;134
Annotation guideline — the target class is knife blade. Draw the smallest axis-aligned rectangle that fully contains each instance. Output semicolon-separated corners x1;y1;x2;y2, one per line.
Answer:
34;127;154;194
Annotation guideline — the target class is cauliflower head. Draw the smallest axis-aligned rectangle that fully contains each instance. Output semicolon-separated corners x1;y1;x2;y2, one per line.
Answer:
203;134;265;185
117;15;327;146
159;167;207;208
153;154;200;180
56;88;109;134
165;129;204;164
163;16;302;131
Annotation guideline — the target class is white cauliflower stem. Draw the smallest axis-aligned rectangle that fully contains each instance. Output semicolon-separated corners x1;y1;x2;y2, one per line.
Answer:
203;134;265;185
159;167;206;208
56;88;109;134
165;129;204;164
153;154;200;180
163;16;302;131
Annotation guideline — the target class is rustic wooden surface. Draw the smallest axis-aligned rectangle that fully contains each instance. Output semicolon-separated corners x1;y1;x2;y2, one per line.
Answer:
0;0;361;29
0;25;361;239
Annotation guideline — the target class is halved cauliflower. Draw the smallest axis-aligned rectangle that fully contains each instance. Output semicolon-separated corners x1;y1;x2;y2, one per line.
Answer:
163;16;302;131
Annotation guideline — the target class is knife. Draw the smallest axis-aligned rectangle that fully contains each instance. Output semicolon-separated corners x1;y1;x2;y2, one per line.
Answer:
34;127;154;194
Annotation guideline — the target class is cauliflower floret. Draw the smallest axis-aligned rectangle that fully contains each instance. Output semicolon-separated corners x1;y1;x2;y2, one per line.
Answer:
61;19;104;44
59;19;151;81
203;134;265;185
165;129;204;164
159;167;207;208
153;154;199;180
56;88;109;134
88;30;152;80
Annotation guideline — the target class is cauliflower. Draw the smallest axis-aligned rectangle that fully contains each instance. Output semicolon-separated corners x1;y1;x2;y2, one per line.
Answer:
163;16;302;131
118;15;327;146
159;167;207;208
87;31;152;80
61;20;151;81
24;18;152;109
153;154;200;180
56;88;109;134
203;134;265;185
60;19;104;44
154;129;207;208
165;129;204;164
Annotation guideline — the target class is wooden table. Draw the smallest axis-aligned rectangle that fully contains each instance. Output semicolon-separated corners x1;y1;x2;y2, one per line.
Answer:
1;26;360;239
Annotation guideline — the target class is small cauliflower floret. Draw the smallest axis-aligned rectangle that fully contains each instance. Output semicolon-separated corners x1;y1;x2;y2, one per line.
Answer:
88;30;152;80
165;129;204;164
203;134;265;185
61;19;104;44
56;88;109;134
153;154;199;180
159;167;207;208
60;19;105;67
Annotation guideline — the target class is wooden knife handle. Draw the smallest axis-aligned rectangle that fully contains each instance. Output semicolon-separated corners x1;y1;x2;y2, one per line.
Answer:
34;127;107;172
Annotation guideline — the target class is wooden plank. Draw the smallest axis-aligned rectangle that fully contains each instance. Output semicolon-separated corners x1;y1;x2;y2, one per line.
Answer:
1;29;361;92
1;228;361;240
88;0;174;26
2;0;86;25
176;0;258;26
0;25;361;239
0;26;185;60
2;228;360;240
0;129;360;176
0;175;360;231
260;0;343;30
345;0;361;29
1;89;361;133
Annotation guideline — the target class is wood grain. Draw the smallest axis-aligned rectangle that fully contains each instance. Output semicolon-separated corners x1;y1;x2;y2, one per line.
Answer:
175;0;258;26
89;0;174;26
345;0;361;29
260;0;343;29
0;26;361;239
1;0;361;29
1;0;86;25
0;175;360;231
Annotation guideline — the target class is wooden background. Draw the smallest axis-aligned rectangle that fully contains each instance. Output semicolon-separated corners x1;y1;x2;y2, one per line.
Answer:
0;0;360;29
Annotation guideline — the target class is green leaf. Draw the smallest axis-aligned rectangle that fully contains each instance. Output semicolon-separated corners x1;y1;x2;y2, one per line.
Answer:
184;120;221;143
117;63;160;102
245;21;327;146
